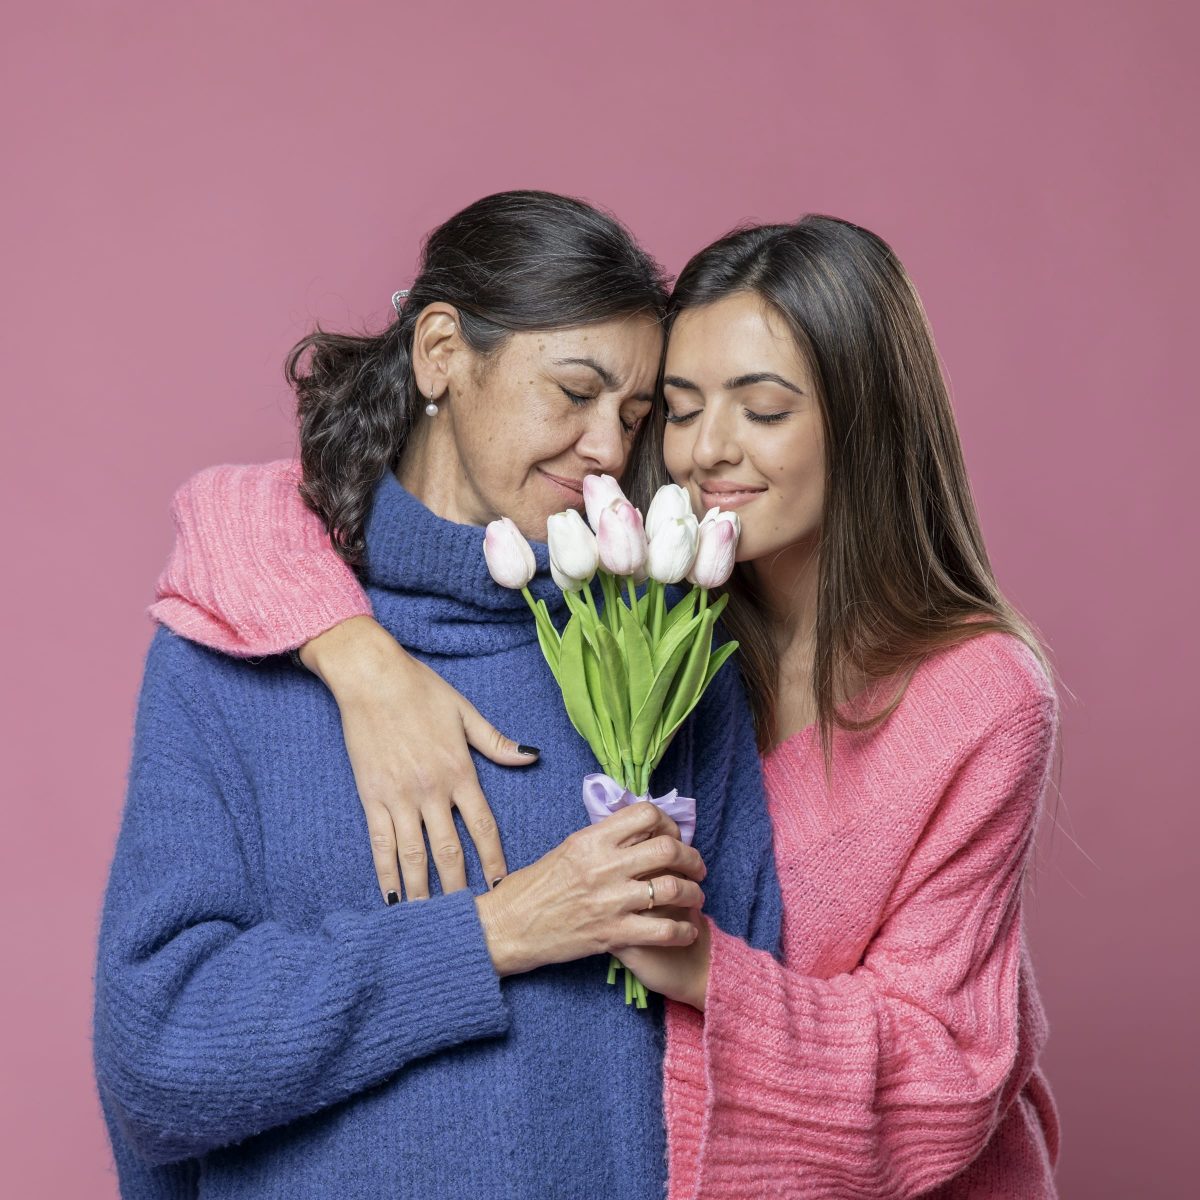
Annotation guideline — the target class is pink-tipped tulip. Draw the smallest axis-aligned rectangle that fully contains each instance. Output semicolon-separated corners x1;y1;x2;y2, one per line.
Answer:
597;499;648;577
688;508;741;588
582;473;628;534
483;517;537;589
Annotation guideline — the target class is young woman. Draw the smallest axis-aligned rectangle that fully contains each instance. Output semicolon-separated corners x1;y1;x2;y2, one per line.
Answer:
149;216;1061;1197
93;191;782;1200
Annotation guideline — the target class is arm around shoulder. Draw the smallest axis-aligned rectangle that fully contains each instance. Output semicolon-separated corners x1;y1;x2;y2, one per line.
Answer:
148;459;373;657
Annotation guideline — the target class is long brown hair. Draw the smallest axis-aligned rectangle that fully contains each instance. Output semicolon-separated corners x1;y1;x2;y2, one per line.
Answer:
656;217;1051;758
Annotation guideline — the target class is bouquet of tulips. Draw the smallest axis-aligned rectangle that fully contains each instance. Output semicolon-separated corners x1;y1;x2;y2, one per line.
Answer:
483;475;741;1008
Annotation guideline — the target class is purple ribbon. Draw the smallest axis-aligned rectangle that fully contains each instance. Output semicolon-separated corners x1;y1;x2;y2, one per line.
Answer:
581;773;696;847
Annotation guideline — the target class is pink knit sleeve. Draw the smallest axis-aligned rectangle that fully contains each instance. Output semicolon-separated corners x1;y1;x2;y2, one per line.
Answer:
148;459;373;657
665;693;1057;1200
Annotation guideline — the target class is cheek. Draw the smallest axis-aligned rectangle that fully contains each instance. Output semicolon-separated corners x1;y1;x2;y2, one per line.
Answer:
662;425;693;482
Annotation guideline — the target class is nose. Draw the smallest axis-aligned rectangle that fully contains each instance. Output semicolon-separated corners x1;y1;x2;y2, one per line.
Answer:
574;403;629;476
691;403;743;472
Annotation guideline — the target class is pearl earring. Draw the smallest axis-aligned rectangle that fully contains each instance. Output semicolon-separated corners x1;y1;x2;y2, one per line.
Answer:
424;392;440;417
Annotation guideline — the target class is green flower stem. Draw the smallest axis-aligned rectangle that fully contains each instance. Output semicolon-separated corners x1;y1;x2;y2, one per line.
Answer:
600;572;620;633
583;580;602;626
625;577;639;614
651;580;665;644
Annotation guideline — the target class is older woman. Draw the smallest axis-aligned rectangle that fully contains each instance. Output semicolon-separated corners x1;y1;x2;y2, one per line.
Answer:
93;190;781;1200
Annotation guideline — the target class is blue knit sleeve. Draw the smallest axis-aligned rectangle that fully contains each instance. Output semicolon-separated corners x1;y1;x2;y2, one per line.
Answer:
93;629;511;1170
667;655;783;958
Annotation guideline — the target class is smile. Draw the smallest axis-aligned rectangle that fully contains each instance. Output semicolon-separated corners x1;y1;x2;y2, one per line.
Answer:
539;469;585;504
699;482;767;510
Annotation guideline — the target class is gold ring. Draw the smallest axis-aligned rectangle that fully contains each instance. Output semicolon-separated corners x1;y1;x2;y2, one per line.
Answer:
647;879;655;910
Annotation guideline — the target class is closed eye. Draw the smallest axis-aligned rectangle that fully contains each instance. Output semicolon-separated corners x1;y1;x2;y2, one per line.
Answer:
564;385;644;435
664;409;700;426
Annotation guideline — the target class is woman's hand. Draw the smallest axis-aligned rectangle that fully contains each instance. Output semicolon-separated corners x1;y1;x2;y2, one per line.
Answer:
614;911;712;1010
298;616;539;903
475;801;708;977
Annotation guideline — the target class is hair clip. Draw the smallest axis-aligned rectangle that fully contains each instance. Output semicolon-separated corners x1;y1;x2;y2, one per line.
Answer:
391;289;410;314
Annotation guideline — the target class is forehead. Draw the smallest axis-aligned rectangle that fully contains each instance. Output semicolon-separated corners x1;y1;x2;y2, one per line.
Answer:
666;292;809;383
510;315;663;393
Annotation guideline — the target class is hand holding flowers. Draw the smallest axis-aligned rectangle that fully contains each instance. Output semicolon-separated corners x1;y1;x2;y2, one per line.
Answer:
483;475;741;1007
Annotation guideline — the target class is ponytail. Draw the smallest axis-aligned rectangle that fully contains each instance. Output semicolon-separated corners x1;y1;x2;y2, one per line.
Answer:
289;320;415;570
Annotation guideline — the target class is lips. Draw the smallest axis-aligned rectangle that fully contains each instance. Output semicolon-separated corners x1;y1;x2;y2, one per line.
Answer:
539;469;586;505
540;470;583;493
699;481;766;498
698;480;767;512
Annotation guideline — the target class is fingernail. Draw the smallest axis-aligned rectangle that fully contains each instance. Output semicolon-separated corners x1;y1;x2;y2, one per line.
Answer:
490;877;504;889
386;890;399;906
518;745;540;757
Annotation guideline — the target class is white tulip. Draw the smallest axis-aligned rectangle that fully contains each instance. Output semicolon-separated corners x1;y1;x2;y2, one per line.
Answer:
644;484;692;539
582;473;629;534
646;514;700;585
688;508;741;588
551;560;587;592
547;509;599;585
483;517;537;589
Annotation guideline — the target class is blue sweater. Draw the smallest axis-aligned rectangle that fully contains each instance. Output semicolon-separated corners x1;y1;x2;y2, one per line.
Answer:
93;470;782;1200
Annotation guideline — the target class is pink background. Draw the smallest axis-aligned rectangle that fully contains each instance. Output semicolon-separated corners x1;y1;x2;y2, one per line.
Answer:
3;2;1196;1196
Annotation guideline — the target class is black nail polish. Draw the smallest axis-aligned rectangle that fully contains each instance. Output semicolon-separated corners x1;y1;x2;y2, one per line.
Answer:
518;745;540;757
386;890;399;906
490;877;504;889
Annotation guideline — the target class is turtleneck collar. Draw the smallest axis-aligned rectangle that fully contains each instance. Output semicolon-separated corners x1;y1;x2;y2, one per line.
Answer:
361;469;567;656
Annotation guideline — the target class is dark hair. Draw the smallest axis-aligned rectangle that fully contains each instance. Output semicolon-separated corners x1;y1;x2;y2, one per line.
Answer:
288;190;669;567
656;217;1052;757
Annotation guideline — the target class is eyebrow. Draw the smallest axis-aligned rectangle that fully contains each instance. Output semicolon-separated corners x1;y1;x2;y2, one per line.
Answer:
663;372;805;396
554;357;653;403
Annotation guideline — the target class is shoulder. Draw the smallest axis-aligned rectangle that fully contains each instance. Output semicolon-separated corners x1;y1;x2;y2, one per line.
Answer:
168;458;300;513
881;631;1057;764
142;624;267;708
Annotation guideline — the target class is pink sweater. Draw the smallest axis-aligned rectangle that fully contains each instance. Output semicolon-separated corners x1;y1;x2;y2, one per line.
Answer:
150;461;1061;1198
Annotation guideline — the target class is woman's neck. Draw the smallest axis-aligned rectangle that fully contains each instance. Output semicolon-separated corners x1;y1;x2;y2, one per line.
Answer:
741;536;821;742
396;425;491;528
745;535;820;664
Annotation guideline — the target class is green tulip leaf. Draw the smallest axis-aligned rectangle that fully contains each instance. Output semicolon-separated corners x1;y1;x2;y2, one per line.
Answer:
582;637;619;771
631;626;695;762
559;615;603;754
594;623;631;746
618;599;654;718
702;639;739;691
657;607;717;746
661;587;700;639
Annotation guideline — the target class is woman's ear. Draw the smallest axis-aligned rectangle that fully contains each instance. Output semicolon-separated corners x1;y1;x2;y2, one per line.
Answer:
411;303;463;401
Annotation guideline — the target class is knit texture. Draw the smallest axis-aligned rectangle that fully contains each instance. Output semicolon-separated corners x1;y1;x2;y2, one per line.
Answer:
142;459;1059;1197
97;464;782;1199
150;461;373;657
663;633;1060;1199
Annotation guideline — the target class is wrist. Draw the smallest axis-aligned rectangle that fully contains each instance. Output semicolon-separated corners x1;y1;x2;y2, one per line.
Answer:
475;890;522;978
690;918;713;1011
299;616;395;691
